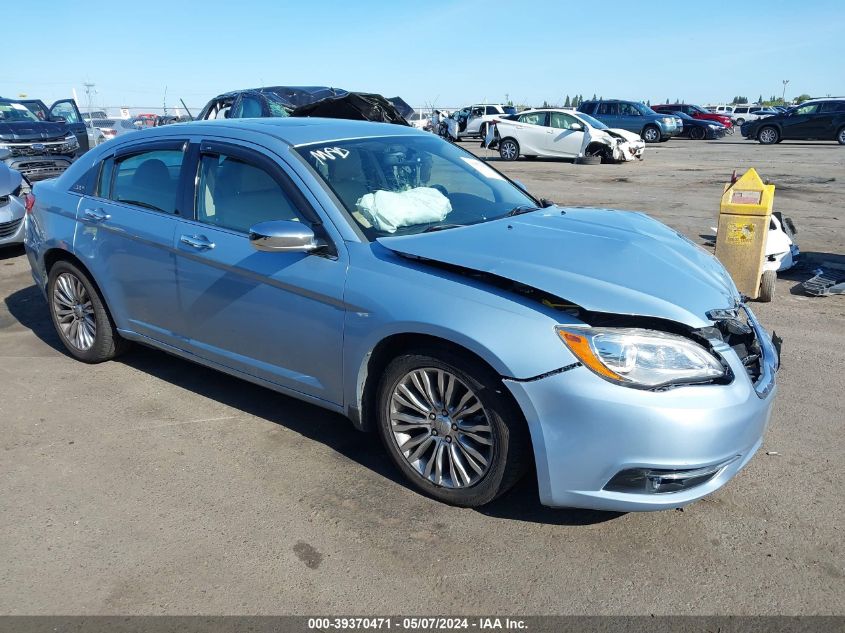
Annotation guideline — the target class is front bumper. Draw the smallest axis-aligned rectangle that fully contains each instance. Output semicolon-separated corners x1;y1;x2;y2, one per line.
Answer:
5;156;73;181
0;196;26;246
505;312;778;511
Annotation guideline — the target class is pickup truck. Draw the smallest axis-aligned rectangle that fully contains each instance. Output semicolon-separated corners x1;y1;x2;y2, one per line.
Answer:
0;97;85;181
577;99;682;142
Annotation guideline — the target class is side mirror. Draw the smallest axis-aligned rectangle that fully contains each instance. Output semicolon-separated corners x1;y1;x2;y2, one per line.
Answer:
249;220;319;253
570;123;584;131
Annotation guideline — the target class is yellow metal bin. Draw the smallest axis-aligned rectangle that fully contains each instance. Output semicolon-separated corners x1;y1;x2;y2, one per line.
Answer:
714;168;776;301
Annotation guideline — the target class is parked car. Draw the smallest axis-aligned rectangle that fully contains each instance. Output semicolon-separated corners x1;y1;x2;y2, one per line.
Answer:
16;97;91;155
0;150;27;247
198;87;410;125
740;98;845;144
446;104;517;140
671;111;726;140
652;103;733;130
706;104;735;115
483;108;645;162
24;118;779;512
577;100;682;142
0;97;81;181
90;117;143;142
725;105;771;125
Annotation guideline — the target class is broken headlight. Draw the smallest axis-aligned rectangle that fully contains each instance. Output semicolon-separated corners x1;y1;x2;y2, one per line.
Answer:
556;327;725;389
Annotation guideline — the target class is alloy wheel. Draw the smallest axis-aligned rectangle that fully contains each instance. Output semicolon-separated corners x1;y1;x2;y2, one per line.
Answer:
500;140;518;160
643;126;660;142
389;368;494;488
759;127;778;144
52;272;96;351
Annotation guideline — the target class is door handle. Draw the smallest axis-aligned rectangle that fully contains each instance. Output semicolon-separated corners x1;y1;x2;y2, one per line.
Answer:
83;208;111;222
180;234;215;250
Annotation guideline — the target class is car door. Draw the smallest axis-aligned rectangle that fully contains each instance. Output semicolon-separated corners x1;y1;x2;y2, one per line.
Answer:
73;139;187;345
546;111;585;157
596;102;621;129
173;139;347;404
780;103;821;139
513;111;550;155
50;99;90;154
465;106;485;135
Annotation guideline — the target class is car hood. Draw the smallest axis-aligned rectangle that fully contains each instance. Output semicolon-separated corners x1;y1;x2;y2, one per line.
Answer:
604;127;643;143
377;208;739;328
0;162;23;196
0;121;69;141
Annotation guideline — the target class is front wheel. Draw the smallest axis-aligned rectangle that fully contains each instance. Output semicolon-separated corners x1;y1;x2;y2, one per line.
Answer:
48;260;128;363
689;127;706;140
758;126;780;144
758;270;776;303
837;126;845;145
499;138;520;161
376;351;530;507
642;125;661;143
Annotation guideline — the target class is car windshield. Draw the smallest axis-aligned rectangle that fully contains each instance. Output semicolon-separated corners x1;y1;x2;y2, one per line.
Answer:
0;100;41;122
575;112;607;129
296;135;537;240
672;111;692;120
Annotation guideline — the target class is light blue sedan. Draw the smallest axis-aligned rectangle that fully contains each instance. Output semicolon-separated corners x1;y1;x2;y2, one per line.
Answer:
24;118;779;511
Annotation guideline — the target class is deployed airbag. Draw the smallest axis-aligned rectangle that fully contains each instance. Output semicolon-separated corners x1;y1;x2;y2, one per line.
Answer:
356;187;451;233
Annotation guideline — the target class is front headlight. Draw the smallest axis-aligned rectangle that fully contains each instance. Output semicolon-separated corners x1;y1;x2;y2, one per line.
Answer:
662;117;674;125
556;327;725;389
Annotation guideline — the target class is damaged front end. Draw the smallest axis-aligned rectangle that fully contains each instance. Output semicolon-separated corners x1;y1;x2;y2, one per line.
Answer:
593;129;645;163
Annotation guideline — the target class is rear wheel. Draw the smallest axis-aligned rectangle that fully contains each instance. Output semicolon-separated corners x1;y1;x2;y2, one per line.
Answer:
642;125;661;143
48;261;128;363
377;350;530;507
837;127;845;145
499;138;520;161
758;126;779;144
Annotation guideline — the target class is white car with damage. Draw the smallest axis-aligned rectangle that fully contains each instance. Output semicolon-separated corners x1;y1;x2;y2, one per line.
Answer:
483;109;645;163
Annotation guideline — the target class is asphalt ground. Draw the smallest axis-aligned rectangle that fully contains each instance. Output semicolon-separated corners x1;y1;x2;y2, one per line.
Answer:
0;135;842;616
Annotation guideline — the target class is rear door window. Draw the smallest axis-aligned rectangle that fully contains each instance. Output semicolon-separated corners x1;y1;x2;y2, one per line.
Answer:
518;111;548;126
819;101;845;113
597;102;618;116
109;149;185;214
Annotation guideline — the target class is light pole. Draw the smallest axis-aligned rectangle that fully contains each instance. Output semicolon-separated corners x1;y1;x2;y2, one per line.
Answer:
781;79;790;104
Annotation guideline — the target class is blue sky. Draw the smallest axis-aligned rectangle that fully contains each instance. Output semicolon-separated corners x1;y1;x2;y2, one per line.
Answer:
3;0;843;113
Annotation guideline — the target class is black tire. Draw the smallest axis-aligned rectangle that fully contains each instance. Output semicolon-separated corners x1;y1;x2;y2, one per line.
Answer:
575;155;602;165
642;125;661;143
758;270;776;303
376;349;530;507
758;126;780;144
524;155;538;160
499;138;520;161
735;118;745;126
837;126;845;145
47;260;129;363
689;126;706;140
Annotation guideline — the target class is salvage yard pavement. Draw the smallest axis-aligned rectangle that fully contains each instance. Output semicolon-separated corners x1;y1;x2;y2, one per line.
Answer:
0;139;843;615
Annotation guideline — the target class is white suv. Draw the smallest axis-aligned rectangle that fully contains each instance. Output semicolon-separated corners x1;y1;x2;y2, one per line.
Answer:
730;105;768;125
447;104;516;140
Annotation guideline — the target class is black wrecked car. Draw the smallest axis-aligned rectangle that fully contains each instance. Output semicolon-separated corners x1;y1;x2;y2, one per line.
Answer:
0;97;85;181
741;98;845;144
197;86;411;125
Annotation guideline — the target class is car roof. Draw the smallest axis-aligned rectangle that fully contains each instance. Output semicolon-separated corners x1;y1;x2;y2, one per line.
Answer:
122;117;425;146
